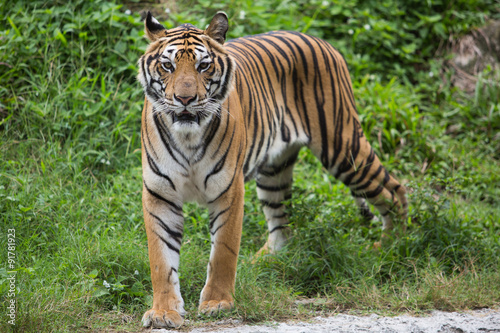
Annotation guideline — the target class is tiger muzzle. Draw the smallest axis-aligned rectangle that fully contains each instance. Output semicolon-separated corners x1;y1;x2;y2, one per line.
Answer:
172;110;200;124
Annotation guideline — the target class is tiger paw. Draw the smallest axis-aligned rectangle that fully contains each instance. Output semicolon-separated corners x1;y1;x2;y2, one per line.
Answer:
251;243;271;263
141;309;184;328
199;300;234;316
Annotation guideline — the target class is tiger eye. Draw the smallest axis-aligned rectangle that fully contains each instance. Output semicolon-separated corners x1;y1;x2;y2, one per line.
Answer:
199;62;210;71
162;62;173;71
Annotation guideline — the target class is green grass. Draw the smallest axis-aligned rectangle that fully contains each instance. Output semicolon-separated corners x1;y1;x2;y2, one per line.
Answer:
1;0;499;332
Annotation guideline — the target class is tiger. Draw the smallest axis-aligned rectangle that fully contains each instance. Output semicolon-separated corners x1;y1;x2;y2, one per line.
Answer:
138;11;407;328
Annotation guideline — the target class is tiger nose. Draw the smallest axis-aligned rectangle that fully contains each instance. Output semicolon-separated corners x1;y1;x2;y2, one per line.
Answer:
174;94;196;106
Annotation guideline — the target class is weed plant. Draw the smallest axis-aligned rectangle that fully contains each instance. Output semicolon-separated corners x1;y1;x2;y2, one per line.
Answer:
0;0;499;332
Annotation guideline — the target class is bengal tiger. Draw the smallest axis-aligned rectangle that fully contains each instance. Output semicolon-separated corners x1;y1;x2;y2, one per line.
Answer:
138;11;407;328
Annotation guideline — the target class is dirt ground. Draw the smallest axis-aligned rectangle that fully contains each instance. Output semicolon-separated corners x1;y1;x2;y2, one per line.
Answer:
151;308;500;332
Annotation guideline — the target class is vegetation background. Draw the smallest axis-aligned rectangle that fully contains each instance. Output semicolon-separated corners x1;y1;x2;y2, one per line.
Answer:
1;0;499;331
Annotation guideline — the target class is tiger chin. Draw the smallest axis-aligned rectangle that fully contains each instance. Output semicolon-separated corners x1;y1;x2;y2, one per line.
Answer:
138;11;407;329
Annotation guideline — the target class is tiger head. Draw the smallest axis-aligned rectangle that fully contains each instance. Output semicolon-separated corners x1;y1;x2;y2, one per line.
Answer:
138;12;234;133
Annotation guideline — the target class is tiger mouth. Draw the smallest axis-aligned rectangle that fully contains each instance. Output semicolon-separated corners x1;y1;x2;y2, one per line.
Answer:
172;111;200;124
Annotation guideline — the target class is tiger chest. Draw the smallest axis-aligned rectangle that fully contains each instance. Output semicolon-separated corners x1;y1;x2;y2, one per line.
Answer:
176;163;233;205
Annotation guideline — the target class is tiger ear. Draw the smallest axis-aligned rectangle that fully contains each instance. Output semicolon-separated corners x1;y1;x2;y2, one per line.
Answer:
144;11;167;42
205;12;229;45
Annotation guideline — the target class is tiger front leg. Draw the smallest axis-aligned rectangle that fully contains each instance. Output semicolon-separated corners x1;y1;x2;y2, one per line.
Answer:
199;176;244;316
141;186;185;329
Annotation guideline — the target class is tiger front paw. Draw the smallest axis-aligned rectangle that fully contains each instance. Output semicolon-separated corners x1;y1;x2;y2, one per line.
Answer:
141;308;184;329
199;300;234;316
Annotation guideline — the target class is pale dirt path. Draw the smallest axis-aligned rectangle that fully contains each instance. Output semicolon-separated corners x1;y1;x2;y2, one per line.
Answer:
153;309;500;332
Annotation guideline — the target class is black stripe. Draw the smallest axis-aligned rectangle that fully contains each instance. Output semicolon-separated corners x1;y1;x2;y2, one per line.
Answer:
221;242;238;257
165;34;204;45
143;143;176;191
342;160;365;187
213;54;233;100
142;105;159;159
295;70;312;140
154;231;180;254
260;200;284;209
352;164;383;192
209;205;231;232
152;112;188;170
349;150;376;186
334;121;362;178
210;106;232;158
206;138;244;204
274;31;309;78
296;34;330;167
167;267;177;282
235;43;276;163
256;182;291;192
210;221;227;236
353;185;384;199
143;181;183;216
204;148;228;188
148;210;183;243
155;113;191;164
192;110;222;163
269;225;288;233
258;152;298;177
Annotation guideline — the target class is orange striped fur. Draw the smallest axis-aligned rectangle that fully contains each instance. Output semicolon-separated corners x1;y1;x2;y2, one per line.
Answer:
138;12;407;329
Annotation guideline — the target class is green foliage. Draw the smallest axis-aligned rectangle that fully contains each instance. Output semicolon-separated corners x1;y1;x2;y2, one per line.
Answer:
163;0;499;80
252;159;500;295
0;0;144;173
435;66;500;146
0;0;499;331
353;76;425;163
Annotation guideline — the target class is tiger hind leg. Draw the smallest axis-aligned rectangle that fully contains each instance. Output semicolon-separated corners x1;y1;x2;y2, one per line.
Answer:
353;197;379;222
350;171;408;234
339;150;408;237
323;145;407;240
254;150;299;257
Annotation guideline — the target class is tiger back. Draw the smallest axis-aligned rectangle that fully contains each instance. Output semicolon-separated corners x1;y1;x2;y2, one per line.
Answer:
138;12;407;329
